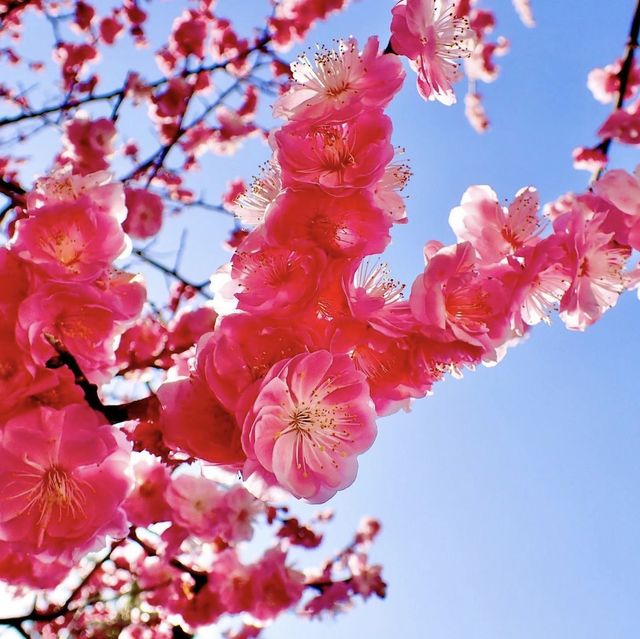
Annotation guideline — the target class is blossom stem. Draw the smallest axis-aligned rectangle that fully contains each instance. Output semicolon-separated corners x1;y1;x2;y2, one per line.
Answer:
594;0;640;178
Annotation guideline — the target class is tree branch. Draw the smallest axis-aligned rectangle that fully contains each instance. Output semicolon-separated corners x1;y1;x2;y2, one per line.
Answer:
594;0;640;177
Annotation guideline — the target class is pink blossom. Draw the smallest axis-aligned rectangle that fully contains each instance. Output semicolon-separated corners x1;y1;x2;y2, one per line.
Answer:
512;0;535;28
197;316;319;412
266;188;391;258
598;102;640;145
62;117;117;175
231;161;282;226
587;58;640;104
123;188;164;239
230;243;327;315
165;474;224;539
410;242;513;354
464;91;490;133
169;10;208;59
11;198;127;281
0;542;72;589
248;548;304;620
390;0;476;105
554;209;631;329
372;160;412;224
572;146;607;173
449;185;541;262
0;405;130;561
275;112;394;193
158;374;246;466
274;37;405;125
17;283;121;383
123;457;172;527
241;350;377;502
167;305;217;352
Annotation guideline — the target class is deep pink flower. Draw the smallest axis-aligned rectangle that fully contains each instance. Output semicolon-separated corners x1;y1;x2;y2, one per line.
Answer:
230;242;327;316
248;548;304;620
275;112;393;194
158;374;246;467
123;457;172;527
17;283;122;383
598;102;640;145
266;188;391;258
11;198;127;281
410;242;513;354
197;315;320;412
390;0;476;105
62;117;117;174
0;405;130;561
123;188;164;239
242;350;377;502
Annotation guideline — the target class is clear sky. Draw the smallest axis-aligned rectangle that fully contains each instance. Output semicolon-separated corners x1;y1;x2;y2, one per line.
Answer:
3;1;640;638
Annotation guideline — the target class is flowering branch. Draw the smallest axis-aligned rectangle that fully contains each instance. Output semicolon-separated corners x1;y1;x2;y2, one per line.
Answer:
594;0;640;174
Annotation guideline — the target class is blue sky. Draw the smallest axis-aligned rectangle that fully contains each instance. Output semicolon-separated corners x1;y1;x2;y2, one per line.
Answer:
2;1;640;638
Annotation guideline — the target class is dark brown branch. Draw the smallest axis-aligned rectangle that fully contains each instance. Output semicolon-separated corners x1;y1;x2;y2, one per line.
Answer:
128;528;209;593
44;334;160;424
132;248;213;299
594;0;640;177
0;36;271;129
0;537;124;627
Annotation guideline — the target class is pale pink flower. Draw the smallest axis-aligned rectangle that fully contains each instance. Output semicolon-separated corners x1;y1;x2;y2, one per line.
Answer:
449;185;541;262
165;474;225;540
27;170;126;223
275;112;393;193
241;350;377;503
123;188;164;239
464;91;489;133
371;152;412;224
11;198;126;281
0;405;130;561
274;37;405;125
230;161;282;226
512;0;535;28
390;0;476;105
507;237;571;329
217;485;263;543
592;167;640;218
554;210;631;329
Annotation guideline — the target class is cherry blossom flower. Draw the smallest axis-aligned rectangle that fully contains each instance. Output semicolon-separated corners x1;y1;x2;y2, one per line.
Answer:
0;405;130;562
11;198;127;281
123;188;164;239
274;37;405;125
241;350;377;502
449;185;541;262
390;0;476;105
275;112;394;193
